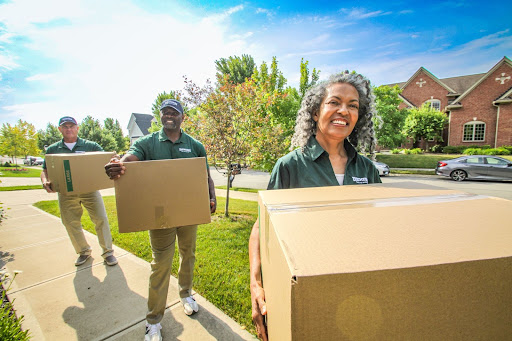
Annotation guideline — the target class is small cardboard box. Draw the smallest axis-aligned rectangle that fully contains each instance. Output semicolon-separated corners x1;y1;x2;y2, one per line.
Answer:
258;182;512;340
45;151;115;194
114;157;211;233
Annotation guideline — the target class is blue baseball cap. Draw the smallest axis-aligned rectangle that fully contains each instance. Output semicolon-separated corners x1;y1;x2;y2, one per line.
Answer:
59;116;77;126
160;99;184;114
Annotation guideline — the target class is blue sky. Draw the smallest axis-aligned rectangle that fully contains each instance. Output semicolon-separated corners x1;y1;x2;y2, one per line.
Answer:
0;0;511;133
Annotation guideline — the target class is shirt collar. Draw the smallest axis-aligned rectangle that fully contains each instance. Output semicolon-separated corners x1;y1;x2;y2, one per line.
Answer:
158;128;184;143
306;135;357;162
58;137;83;148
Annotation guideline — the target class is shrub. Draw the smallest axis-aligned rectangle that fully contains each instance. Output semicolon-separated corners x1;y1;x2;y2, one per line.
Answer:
442;146;463;154
0;272;30;341
463;148;482;155
409;148;423;155
430;145;443;153
2;162;11;167
500;146;512;154
483;148;510;155
391;149;401;154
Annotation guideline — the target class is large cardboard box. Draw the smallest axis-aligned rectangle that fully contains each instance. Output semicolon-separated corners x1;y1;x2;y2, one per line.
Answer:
114;157;211;233
258;182;512;340
45;151;115;194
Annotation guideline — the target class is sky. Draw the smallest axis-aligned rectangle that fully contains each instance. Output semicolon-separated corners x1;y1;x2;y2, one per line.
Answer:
0;0;511;134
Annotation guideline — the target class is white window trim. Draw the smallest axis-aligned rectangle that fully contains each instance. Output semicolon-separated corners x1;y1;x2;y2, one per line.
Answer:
462;121;486;142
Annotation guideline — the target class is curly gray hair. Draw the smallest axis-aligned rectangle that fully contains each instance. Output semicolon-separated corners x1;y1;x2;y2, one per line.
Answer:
290;71;377;154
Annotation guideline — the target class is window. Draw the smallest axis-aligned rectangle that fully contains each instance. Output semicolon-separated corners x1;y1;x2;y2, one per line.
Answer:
463;121;485;142
425;99;441;111
464;157;484;164
485;157;508;165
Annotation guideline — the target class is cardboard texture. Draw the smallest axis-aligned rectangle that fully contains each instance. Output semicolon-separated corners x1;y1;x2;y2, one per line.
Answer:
115;157;211;233
45;151;115;194
258;182;512;340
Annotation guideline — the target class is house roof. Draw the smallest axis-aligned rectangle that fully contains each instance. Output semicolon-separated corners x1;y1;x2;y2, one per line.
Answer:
132;113;154;135
384;71;485;95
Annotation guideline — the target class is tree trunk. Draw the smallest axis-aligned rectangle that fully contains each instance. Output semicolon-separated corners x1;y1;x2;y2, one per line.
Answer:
225;170;231;217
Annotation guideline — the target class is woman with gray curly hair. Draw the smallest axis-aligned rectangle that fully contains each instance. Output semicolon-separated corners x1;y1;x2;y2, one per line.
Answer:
249;71;381;340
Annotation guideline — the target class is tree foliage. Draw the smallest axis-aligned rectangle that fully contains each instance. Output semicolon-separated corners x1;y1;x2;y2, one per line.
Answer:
78;116;121;152
37;123;61;151
215;54;255;85
299;58;320;99
104;118;128;152
0;120;40;165
185;76;279;216
402;104;448;150
373;85;409;149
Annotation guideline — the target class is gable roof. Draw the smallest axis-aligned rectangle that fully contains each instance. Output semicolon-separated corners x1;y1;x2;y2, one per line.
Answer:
399;67;457;94
494;86;512;104
131;113;154;135
447;56;512;108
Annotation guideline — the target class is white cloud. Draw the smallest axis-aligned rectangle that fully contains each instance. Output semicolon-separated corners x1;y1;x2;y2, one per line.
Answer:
26;73;55;81
284;48;352;59
341;8;392;20
0;0;257;132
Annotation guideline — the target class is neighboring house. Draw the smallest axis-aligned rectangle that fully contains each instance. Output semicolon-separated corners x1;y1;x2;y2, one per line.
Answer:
386;56;512;148
127;113;154;145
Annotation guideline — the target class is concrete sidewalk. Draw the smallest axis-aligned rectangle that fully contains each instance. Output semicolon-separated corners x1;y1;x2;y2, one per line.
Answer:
0;188;257;341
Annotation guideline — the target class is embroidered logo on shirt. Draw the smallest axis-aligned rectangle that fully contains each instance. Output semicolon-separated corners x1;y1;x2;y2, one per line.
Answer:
352;176;368;184
179;148;191;153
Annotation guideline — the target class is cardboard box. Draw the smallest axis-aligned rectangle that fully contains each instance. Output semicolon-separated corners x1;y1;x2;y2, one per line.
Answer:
45;151;115;194
258;182;512;340
114;157;211;233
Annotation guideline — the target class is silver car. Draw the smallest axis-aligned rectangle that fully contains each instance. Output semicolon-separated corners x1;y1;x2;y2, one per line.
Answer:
435;155;512;181
373;161;390;177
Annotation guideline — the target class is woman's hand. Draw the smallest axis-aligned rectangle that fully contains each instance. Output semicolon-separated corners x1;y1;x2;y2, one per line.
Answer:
251;283;268;340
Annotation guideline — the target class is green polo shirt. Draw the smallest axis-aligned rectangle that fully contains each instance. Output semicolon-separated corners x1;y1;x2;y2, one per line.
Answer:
43;137;103;169
128;129;208;165
267;136;381;189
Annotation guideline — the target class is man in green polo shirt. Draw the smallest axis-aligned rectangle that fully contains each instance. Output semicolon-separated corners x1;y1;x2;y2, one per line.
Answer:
41;116;117;267
105;99;216;341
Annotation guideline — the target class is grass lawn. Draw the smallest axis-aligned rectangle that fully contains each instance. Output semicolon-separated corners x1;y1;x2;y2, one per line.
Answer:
0;168;42;177
33;195;258;335
376;154;461;168
0;185;43;191
215;186;260;193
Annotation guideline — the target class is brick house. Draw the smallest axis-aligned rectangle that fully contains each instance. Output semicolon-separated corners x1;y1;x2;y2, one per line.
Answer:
387;56;512;148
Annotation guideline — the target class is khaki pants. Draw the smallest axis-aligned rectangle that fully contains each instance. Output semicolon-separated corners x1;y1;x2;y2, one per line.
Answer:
146;225;197;324
58;191;113;259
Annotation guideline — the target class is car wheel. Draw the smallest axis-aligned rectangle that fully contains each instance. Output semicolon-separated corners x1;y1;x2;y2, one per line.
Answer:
450;170;467;181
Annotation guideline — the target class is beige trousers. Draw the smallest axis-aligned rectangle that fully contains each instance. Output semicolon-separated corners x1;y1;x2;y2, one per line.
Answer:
146;225;198;324
58;191;113;259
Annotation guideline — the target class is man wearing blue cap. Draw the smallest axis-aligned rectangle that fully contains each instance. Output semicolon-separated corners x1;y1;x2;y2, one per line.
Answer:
105;99;216;341
41;116;117;267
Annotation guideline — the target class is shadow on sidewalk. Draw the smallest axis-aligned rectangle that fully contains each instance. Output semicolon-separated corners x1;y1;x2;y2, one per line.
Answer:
62;260;166;340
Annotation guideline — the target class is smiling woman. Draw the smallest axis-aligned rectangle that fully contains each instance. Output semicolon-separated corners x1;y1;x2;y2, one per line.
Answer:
249;71;381;340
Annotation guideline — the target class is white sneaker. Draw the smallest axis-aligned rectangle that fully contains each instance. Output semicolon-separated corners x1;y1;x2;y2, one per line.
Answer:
181;296;199;316
144;322;162;341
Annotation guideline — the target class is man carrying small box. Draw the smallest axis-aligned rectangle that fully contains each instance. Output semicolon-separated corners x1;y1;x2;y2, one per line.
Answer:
41;116;118;267
105;99;217;341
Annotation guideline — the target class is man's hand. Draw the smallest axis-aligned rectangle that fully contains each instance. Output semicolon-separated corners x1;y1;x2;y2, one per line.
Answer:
251;284;268;341
210;199;217;213
105;157;126;180
42;180;55;193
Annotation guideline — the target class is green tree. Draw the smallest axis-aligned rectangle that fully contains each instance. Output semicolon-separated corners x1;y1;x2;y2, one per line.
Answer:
186;76;279;216
215;54;255;85
78;116;117;151
104;118;127;152
373;85;409;149
402;104;448;151
37;123;61;151
0;120;40;166
299;58;320;99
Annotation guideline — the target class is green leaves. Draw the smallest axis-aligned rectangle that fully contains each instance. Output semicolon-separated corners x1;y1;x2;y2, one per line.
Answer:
373;85;408;148
0;120;40;164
